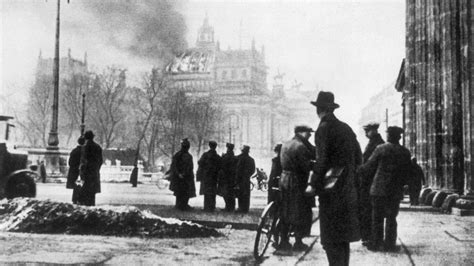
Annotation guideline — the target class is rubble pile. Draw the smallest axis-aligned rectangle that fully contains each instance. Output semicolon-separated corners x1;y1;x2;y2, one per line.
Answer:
0;198;222;238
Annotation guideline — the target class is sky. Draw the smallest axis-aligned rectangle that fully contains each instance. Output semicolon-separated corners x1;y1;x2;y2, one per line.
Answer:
1;0;405;136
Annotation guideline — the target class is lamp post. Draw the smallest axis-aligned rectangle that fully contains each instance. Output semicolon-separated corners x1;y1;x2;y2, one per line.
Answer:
47;0;61;149
80;93;85;135
44;0;65;176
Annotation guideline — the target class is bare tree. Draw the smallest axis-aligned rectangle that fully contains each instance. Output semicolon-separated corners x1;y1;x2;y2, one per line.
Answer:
20;75;52;147
61;72;90;146
87;67;128;148
187;95;223;156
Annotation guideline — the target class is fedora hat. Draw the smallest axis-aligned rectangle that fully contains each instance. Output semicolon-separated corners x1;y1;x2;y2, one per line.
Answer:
310;91;340;109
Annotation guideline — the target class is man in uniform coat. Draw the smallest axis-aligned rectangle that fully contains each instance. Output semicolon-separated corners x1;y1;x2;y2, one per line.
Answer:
358;126;411;251
219;143;238;212
268;143;282;204
80;130;103;206
306;91;362;266
66;136;85;204
408;157;425;206
197;141;221;212
169;138;196;211
359;123;385;245
235;145;255;213
279;126;315;251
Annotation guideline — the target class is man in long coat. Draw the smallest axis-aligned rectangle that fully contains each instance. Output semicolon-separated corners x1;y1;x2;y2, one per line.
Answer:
279;126;315;251
268;143;282;204
306;91;362;266
169;138;196;211
80;130;103;206
235;145;255;213
359;123;385;245
358;126;411;251
197;141;221;212
408;157;425;206
66;136;85;204
219;143;238;212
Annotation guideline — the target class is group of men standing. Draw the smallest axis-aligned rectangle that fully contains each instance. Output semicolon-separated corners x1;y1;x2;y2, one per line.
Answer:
66;130;103;206
267;91;420;265
169;139;256;213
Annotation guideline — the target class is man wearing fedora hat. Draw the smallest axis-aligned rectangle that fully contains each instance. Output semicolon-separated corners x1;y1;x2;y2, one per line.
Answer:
218;142;238;212
306;91;362;265
235;145;255;213
358;126;411;252
169;138;196;211
359;123;385;245
79;130;103;206
197;140;222;212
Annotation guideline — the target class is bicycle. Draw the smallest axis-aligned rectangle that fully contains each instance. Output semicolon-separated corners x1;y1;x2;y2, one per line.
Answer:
250;168;268;192
253;186;286;260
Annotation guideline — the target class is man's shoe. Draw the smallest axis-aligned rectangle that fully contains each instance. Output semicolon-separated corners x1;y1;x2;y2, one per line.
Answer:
384;245;401;252
292;241;309;251
276;241;292;251
366;243;382;251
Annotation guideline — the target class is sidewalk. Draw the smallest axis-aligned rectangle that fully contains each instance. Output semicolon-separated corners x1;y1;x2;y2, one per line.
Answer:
262;211;473;266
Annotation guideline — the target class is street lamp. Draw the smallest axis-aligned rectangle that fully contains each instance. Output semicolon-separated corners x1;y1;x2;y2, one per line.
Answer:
46;0;61;149
80;93;85;135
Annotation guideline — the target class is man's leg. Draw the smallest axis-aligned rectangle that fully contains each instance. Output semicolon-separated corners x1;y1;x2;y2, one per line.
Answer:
384;199;400;250
369;196;385;250
323;242;350;266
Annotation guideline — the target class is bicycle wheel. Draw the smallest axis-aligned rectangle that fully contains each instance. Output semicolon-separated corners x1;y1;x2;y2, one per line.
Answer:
250;182;255;191
261;182;268;192
253;201;278;260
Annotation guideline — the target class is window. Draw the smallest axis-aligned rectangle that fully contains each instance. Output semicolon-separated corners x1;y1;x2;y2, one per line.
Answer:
222;70;227;80
231;69;237;79
242;69;247;78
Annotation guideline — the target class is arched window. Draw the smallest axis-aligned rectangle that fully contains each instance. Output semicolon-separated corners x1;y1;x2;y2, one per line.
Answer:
242;69;247;78
231;69;237;79
222;70;227;80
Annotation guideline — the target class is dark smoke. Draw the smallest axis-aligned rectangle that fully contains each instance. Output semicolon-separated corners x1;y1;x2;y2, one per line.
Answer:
81;0;188;65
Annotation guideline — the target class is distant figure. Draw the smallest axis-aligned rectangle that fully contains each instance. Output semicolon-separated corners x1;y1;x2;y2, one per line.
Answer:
358;126;411;252
306;91;362;266
278;125;315;251
408;157;425;206
130;163;138;187
268;144;282;204
235;145;256;213
197;141;221;212
219;143;238;212
359;123;385;246
169;138;196;211
80;130;103;206
39;160;47;183
66;136;85;204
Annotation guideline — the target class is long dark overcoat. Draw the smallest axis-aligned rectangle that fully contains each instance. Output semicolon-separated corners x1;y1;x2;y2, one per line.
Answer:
267;155;282;203
310;113;362;245
66;145;82;189
169;149;196;198
218;151;237;197
198;149;221;196
235;153;255;198
280;134;314;234
359;142;411;200
81;140;103;194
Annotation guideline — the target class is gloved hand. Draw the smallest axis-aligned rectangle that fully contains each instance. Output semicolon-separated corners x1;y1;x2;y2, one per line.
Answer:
305;185;316;196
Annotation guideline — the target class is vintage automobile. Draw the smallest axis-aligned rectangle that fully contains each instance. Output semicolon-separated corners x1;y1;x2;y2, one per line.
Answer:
0;115;37;199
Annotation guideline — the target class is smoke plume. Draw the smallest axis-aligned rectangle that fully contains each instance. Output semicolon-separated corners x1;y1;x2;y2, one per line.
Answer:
80;0;187;66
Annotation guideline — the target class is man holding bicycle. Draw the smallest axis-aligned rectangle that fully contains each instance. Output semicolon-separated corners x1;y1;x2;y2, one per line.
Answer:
278;125;315;251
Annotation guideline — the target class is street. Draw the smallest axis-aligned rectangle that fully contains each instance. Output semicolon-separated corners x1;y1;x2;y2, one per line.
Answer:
0;182;471;265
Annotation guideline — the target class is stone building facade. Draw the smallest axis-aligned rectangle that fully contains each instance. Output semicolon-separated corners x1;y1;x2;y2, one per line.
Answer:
164;16;296;162
400;1;473;199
